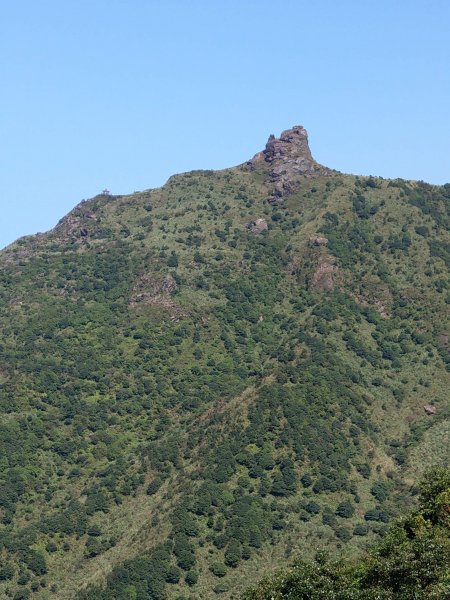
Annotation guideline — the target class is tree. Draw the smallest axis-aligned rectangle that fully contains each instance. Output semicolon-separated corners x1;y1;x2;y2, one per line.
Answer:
270;471;287;496
167;252;179;267
336;500;355;518
210;562;227;577
305;501;320;515
165;565;181;584
175;548;195;571
371;481;389;502
146;478;162;496
24;550;47;575
353;523;369;536
334;526;352;542
224;540;241;567
280;459;297;494
301;473;313;488
0;564;14;580
87;524;102;537
185;570;198;586
418;467;450;524
85;537;101;558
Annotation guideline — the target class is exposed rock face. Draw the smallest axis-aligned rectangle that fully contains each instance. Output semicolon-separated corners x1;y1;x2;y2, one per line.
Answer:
52;195;111;243
264;126;314;166
129;273;188;319
130;274;176;306
438;333;449;348
310;256;336;292
245;218;268;234
424;405;437;415
249;125;332;202
161;274;176;294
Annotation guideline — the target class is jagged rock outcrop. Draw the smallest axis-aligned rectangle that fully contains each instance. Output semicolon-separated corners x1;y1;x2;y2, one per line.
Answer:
249;125;332;202
52;196;111;243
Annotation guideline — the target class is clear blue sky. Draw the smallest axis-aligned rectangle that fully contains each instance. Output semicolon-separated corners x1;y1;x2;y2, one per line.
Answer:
1;0;449;249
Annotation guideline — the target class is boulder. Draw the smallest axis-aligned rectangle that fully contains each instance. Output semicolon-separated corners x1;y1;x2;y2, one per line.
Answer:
245;218;268;234
310;236;329;247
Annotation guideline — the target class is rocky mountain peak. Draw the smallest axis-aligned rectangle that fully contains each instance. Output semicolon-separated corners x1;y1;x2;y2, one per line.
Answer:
263;125;314;164
249;125;332;202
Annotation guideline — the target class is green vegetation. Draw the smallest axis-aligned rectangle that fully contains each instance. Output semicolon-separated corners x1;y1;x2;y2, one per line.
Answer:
0;146;448;599
243;467;450;599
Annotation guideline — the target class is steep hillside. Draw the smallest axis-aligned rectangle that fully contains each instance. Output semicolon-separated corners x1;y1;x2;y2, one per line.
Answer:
0;126;448;600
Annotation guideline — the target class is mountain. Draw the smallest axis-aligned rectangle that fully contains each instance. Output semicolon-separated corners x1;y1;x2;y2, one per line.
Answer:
0;126;448;600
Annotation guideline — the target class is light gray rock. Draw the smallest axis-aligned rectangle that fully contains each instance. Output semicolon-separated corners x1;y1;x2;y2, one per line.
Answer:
245;218;268;234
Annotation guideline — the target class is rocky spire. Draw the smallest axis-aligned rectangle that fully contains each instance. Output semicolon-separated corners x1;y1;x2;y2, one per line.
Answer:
263;125;314;166
249;125;332;202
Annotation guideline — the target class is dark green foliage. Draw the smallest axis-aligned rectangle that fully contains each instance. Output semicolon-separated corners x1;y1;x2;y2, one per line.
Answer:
146;478;162;496
0;564;14;580
300;473;313;488
415;225;429;237
364;508;389;523
243;469;450;599
224;539;242;567
353;523;369;536
46;541;58;552
173;534;196;571
84;537;101;558
210;562;227;577
87;524;102;537
13;590;31;600
165;565;181;584
371;481;390;502
429;240;450;267
185;570;198;586
418;467;450;523
167;252;179;267
322;512;337;527
334;526;352;542
79;544;172;600
336;500;355;518
304;501;320;515
23;550;47;575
